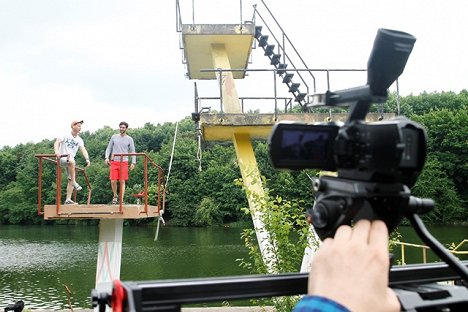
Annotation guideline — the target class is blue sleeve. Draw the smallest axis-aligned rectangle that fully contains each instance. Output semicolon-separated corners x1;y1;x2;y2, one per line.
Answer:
293;295;350;312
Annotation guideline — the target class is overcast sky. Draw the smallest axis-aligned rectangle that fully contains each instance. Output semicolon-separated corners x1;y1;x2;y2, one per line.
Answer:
1;0;466;148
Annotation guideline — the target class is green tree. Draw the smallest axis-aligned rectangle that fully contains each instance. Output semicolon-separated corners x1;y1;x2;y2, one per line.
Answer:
0;150;16;189
413;107;468;204
412;155;465;223
236;176;319;311
0;91;465;226
194;197;223;226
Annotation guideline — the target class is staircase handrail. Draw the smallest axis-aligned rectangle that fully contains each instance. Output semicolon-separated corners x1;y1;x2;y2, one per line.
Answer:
253;0;316;94
175;0;183;32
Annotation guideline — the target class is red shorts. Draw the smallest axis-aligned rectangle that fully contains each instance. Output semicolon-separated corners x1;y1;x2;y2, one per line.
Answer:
110;161;129;181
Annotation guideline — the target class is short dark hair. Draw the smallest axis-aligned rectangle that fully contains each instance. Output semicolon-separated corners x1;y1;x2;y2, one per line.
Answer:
119;121;129;128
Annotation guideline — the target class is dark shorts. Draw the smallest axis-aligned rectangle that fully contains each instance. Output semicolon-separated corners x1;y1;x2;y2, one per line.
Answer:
110;161;129;181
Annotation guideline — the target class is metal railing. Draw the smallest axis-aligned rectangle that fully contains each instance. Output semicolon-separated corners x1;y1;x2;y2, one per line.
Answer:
197;67;366;117
35;153;165;217
112;153;165;215
396;240;468;265
35;154;92;216
452;239;468;255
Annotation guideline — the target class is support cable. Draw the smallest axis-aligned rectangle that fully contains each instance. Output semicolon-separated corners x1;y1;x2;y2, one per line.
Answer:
165;121;178;189
196;126;203;171
155;121;179;241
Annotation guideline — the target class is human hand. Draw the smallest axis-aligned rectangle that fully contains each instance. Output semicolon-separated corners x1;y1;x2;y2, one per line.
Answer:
85;160;91;167
105;159;110;166
308;220;400;312
130;163;135;171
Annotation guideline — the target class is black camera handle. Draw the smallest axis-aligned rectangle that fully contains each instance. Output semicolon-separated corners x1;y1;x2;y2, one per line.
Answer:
409;213;468;284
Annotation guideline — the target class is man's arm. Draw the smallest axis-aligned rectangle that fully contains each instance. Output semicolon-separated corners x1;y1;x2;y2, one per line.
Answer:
129;137;136;165
104;136;114;165
54;138;62;158
80;146;91;167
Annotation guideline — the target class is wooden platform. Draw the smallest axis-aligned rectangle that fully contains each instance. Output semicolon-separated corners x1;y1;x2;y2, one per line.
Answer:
43;204;160;220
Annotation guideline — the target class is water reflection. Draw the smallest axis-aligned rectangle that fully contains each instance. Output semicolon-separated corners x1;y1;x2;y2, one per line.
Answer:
0;225;249;310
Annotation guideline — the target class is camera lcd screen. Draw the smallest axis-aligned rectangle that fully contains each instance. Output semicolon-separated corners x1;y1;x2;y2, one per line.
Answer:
269;123;339;170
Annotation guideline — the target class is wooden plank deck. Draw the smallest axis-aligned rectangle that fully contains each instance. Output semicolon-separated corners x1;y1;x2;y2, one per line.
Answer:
43;204;160;220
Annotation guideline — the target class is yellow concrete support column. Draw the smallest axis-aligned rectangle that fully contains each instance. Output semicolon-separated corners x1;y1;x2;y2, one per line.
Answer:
232;132;276;273
210;43;242;113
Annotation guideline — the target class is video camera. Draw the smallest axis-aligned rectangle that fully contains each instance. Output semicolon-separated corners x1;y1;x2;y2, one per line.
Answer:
268;28;468;309
269;28;434;240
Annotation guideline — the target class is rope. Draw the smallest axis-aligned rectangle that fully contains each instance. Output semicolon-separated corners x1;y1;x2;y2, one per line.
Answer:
165;121;178;189
154;212;166;241
196;126;203;171
154;122;178;241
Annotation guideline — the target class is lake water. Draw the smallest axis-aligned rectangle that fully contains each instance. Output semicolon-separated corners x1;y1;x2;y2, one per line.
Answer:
0;224;467;310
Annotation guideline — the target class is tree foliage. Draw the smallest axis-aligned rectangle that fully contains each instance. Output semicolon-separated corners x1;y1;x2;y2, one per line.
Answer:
0;91;465;225
236;176;319;311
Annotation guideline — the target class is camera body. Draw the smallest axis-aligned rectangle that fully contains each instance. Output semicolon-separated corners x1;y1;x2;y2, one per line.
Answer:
269;117;426;187
269;28;434;240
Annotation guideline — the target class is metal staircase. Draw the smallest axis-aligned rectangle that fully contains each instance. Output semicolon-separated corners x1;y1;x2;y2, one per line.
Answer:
252;0;316;110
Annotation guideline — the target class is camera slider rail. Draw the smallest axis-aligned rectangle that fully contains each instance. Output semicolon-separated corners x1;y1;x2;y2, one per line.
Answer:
92;261;468;312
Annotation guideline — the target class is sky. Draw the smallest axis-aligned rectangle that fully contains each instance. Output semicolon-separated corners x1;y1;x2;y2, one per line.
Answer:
0;0;467;148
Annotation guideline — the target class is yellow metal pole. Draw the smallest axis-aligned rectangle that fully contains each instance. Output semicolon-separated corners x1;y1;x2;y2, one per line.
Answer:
233;132;276;273
210;43;242;113
401;244;406;265
210;42;276;272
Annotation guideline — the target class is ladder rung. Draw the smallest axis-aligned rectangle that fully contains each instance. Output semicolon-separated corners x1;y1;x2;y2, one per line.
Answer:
282;73;294;83
259;35;269;47
255;26;263;39
264;44;275;56
289;83;300;93
270;54;281;65
276;63;288;75
295;93;307;102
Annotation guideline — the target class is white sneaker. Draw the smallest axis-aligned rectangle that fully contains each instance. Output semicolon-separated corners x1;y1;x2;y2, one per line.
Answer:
73;182;82;191
64;199;78;205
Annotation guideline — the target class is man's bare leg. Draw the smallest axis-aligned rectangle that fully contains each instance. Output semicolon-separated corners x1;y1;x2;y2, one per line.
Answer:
65;180;74;202
111;180;118;198
68;160;76;184
111;180;118;204
120;180;126;202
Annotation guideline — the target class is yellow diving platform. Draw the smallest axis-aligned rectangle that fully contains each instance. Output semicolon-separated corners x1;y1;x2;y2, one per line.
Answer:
198;112;394;141
181;23;255;80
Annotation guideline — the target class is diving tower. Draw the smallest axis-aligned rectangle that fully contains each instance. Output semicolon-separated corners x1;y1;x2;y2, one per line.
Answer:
177;0;394;272
180;16;281;272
